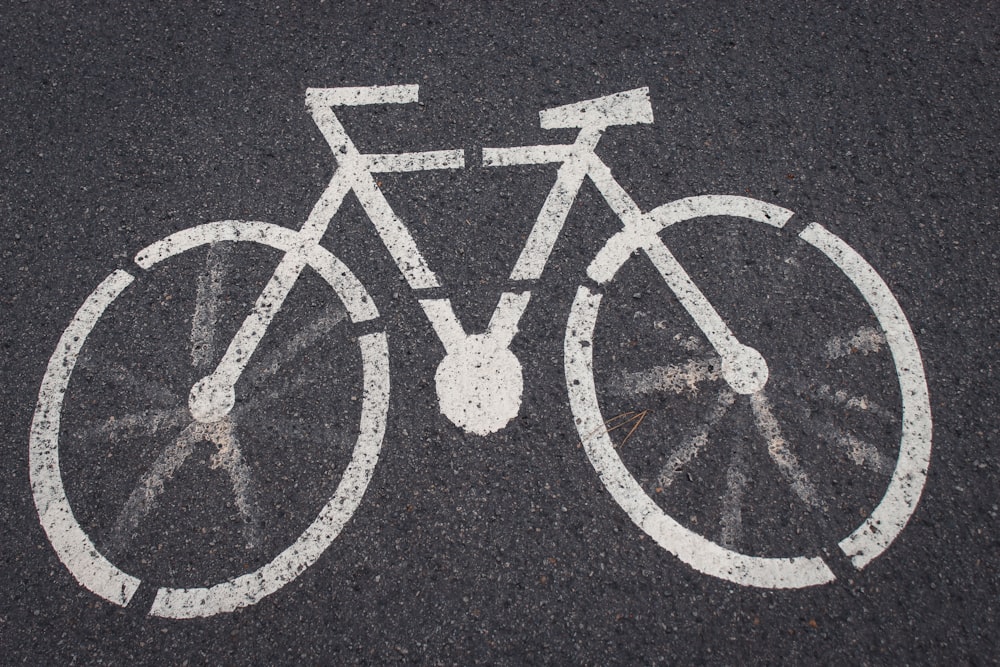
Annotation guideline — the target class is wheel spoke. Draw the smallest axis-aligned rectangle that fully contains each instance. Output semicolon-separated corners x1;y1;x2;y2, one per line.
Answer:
205;420;261;551
240;302;347;390
612;355;721;397
656;388;735;488
104;420;201;557
236;362;326;417
719;438;749;549
76;407;190;443
826;427;893;474
749;391;826;511
75;357;179;407
807;383;895;420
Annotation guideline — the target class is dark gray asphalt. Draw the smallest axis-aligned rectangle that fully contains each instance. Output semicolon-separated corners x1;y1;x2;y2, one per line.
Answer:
2;2;998;663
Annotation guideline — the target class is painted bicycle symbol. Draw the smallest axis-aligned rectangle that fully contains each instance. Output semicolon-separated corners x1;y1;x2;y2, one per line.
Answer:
30;86;932;618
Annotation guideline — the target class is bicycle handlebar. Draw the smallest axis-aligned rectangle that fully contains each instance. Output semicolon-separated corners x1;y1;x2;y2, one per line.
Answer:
539;87;653;129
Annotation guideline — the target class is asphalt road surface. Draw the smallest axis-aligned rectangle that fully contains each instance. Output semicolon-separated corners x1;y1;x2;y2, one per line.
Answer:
2;2;998;664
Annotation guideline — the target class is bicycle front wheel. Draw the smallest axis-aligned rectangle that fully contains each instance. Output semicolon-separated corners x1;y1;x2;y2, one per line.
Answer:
30;220;389;618
565;196;931;588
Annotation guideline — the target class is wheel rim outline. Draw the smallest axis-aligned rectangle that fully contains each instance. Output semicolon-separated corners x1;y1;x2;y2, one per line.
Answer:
565;196;932;588
29;221;389;618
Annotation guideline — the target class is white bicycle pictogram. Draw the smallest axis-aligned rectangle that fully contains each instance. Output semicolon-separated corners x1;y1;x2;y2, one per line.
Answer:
30;85;932;619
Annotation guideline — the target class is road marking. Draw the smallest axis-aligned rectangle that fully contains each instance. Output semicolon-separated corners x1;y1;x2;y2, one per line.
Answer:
421;292;530;435
749;391;826;511
205;420;261;550
75;357;179;407
32;86;935;606
33;221;391;616
720;439;749;550
507;158;590;281
800;223;932;569
242;302;347;389
833;429;892;475
78;408;189;444
539;87;653;129
673;334;706;353
137;221;379;322
191;241;230;369
583;196;790;395
824;326;885;360
109;240;349;555
613;357;721;396
808;383;894;419
148;331;389;618
30;269;142;607
565;284;836;588
304;86;464;291
106;420;206;557
304;84;419;108
656;389;735;489
586;195;793;285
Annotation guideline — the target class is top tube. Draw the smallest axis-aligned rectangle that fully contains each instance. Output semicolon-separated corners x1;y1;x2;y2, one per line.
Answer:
480;88;656;281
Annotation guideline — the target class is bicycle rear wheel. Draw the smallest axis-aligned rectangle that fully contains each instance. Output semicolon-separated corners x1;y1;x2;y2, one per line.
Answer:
30;221;389;617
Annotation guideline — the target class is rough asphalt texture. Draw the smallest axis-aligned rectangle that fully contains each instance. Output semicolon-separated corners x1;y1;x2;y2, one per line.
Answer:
2;2;998;664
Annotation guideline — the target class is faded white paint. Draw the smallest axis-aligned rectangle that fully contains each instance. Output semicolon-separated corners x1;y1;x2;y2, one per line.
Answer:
586;195;790;396
812;383;893;419
81;407;189;443
147;221;379;426
749;392;826;511
834;430;892;475
613;357;721;396
720;440;749;549
675;334;706;353
191;242;230;368
244;303;347;388
825;326;886;360
656;389;735;489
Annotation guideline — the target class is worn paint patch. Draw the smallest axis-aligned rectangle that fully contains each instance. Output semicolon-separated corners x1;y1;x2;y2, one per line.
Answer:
613;357;721;396
825;326;885;360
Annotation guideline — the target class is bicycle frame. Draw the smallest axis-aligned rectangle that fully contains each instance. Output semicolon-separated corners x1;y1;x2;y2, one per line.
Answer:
188;84;772;435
